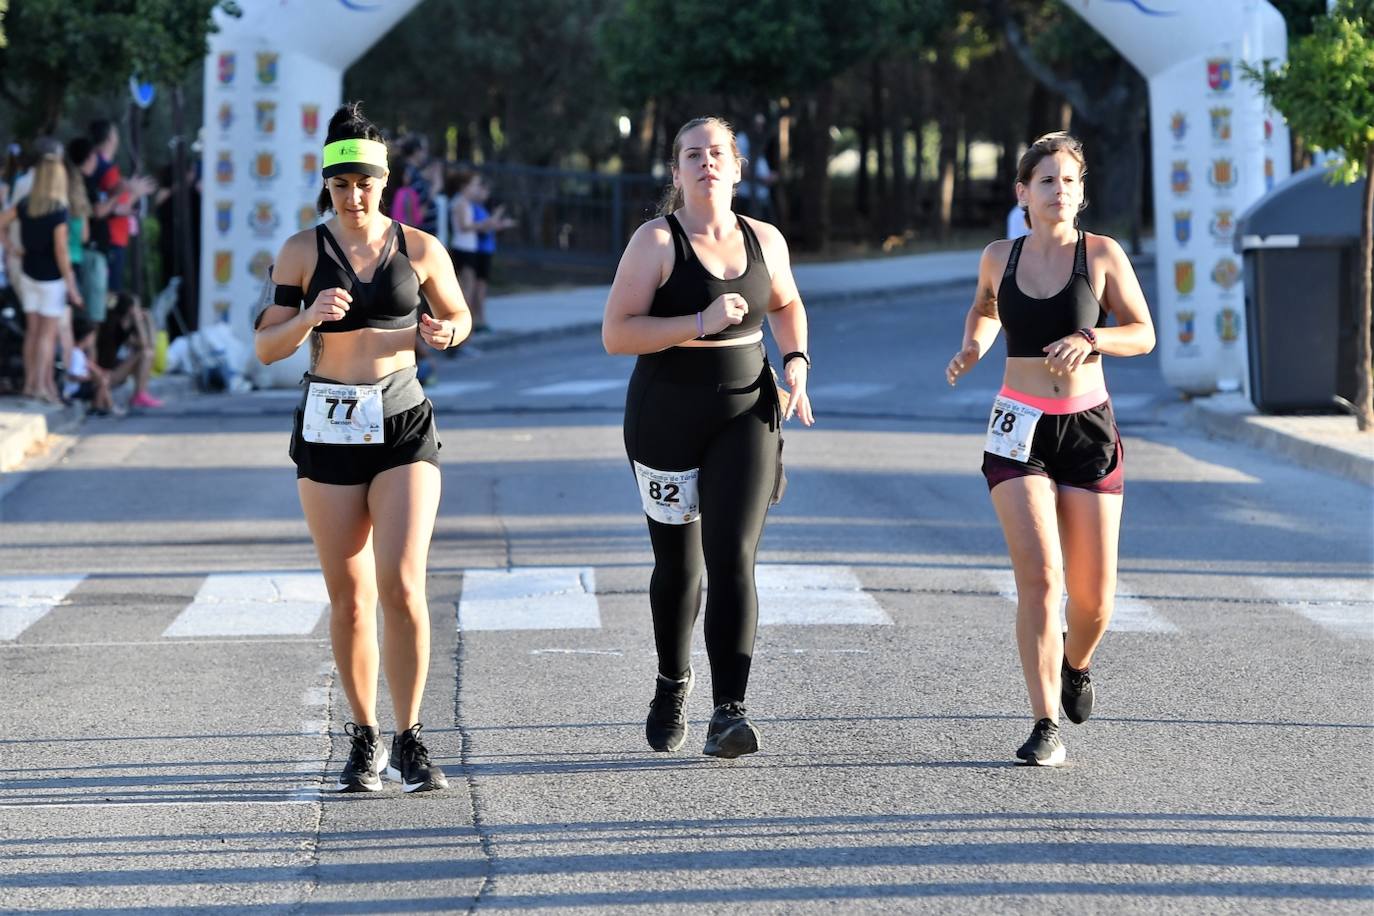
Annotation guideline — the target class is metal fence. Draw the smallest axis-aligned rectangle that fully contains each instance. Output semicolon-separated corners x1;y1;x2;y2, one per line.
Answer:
475;162;663;273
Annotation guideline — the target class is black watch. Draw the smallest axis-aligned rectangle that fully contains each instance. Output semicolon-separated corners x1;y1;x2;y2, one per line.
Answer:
783;350;810;369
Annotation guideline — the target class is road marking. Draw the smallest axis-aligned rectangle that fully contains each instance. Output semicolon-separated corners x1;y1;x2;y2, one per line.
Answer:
986;570;1177;633
1253;577;1374;640
420;380;497;398
162;572;330;638
755;565;893;625
806;382;893;401
0;575;85;640
524;379;624;396
0;800;318;809
459;567;600;631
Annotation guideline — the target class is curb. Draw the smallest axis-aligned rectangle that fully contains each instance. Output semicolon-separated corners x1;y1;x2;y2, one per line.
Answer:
0;401;81;473
1181;399;1374;487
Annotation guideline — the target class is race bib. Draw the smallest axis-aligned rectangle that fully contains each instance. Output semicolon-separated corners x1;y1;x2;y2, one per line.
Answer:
633;462;700;525
302;382;385;445
984;395;1042;462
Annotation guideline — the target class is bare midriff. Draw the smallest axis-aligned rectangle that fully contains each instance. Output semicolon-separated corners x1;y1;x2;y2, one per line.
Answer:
676;329;764;349
313;325;418;383
1003;354;1105;399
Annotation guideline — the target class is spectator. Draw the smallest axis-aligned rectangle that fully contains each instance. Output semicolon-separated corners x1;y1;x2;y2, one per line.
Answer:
448;170;515;336
67;138;109;326
64;312;119;415
399;134;437;235
86;118;155;294
153;158;202;337
0;146;83;403
96;291;163;409
735;116;777;221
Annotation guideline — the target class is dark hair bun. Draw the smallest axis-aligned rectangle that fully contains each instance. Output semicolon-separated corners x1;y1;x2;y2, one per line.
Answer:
324;102;384;145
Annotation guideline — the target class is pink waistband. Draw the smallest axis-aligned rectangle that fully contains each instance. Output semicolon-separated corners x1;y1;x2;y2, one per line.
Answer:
998;385;1108;415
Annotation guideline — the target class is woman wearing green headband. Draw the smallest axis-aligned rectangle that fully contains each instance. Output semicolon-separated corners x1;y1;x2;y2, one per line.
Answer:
254;102;471;794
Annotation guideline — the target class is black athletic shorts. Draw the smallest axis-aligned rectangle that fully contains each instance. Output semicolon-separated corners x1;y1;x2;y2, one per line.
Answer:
290;398;441;486
450;249;492;282
982;397;1123;495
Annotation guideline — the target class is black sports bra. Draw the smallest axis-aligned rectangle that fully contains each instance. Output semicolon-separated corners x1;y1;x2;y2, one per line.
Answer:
305;221;422;333
650;213;771;342
996;231;1107;357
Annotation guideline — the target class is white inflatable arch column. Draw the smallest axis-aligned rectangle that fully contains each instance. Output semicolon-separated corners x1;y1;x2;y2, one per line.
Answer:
199;0;421;384
1061;0;1290;395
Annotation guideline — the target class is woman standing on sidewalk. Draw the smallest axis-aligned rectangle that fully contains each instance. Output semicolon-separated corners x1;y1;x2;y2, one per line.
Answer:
945;132;1154;766
255;103;470;793
0;148;84;402
603;116;814;759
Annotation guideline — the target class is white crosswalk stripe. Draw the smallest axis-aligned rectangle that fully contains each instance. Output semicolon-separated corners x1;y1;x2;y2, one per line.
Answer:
420;380;497;398
985;570;1178;633
458;566;600;631
806;382;894;401
524;379;625;396
755;564;893;625
1250;577;1374;640
162;572;330;638
0;575;85;640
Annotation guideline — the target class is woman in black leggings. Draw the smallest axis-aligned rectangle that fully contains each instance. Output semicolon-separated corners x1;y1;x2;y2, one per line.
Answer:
603;117;814;758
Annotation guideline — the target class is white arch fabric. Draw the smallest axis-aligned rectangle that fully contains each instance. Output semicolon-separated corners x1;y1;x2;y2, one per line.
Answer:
197;0;421;385
1062;0;1291;395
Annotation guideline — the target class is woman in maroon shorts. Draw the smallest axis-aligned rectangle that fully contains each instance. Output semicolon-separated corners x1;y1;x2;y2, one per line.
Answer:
945;132;1155;767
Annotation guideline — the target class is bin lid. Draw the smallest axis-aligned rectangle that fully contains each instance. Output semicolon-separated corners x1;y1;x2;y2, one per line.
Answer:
1234;164;1366;253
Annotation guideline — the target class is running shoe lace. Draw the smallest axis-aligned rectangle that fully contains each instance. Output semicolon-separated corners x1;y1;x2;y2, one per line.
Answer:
343;722;375;768
401;725;432;768
716;701;747;720
649;678;690;720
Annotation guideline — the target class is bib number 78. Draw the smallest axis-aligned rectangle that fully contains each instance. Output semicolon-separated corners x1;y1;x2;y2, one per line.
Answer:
984;395;1042;462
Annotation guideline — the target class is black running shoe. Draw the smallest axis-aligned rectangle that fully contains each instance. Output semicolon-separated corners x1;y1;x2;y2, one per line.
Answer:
702;701;760;759
335;722;385;792
1016;718;1066;767
1061;657;1095;724
645;667;694;752
386;723;449;793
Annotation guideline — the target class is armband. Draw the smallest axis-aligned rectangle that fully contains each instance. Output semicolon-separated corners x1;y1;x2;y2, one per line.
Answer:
274;284;304;309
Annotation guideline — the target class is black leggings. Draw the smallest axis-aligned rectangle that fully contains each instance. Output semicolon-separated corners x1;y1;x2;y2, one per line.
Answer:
623;344;782;706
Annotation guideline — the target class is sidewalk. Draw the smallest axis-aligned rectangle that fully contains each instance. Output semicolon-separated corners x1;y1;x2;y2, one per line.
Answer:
2;246;1371;486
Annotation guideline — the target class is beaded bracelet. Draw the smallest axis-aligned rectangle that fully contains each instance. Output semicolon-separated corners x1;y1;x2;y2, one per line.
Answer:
1076;328;1097;347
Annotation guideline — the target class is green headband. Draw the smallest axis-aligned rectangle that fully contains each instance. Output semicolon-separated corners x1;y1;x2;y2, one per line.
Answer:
321;138;388;179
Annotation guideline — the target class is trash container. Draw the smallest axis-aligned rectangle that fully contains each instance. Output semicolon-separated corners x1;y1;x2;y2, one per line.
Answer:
1235;165;1367;413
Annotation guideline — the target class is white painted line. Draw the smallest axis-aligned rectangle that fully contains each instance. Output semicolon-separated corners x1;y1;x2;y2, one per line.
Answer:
0;575;85;640
421;380;497;398
300;720;327;735
806;382;893;401
163;572;330;638
459;567;600;631
523;379;625;396
1253;577;1374;640
301;687;329;707
985;570;1177;633
754;565;892;626
0;800;318;809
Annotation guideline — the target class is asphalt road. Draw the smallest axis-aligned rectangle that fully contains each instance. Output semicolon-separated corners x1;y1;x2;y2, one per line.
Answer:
1;280;1371;914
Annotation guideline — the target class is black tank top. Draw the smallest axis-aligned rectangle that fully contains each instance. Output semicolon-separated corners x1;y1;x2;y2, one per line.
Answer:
650;213;771;342
306;221;422;333
997;232;1107;357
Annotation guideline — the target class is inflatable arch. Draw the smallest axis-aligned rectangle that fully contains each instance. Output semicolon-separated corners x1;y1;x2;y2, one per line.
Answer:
200;0;1288;395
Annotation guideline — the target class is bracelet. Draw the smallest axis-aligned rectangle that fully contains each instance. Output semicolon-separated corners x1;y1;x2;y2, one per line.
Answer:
783;351;810;368
1076;328;1097;347
695;311;705;338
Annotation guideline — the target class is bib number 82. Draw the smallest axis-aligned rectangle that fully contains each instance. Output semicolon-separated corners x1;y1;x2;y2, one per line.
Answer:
648;481;680;503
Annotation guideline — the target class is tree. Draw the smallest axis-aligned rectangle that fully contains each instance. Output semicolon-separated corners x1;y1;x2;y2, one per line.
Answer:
600;0;932;248
0;0;236;136
1246;1;1374;430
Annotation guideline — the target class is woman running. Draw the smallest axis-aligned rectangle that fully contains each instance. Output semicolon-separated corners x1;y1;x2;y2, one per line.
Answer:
946;132;1155;767
255;103;471;792
603;116;815;759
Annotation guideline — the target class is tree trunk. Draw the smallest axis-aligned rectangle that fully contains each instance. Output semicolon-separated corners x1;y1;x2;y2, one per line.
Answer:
797;85;835;251
871;60;888;237
891;110;908;237
937;119;957;240
1356;146;1374;432
856;121;871;220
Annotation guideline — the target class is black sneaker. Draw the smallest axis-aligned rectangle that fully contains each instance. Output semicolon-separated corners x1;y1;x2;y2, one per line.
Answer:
335;722;385;792
702;702;760;759
1061;657;1094;724
646;667;694;752
1015;718;1066;767
386;724;449;793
